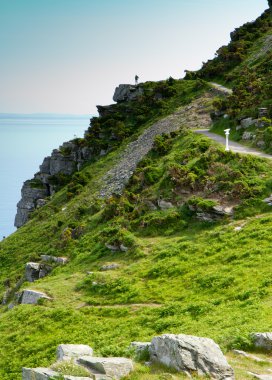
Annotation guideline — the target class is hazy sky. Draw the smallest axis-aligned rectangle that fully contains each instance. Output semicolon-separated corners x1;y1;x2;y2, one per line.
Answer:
0;0;269;114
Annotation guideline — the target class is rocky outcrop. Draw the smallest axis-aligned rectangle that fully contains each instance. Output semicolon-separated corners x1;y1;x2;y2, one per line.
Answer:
113;84;144;103
252;332;272;351
22;368;91;380
41;255;68;265
18;289;51;305
25;262;52;282
77;357;133;379
15;140;93;228
149;334;234;379
57;344;93;361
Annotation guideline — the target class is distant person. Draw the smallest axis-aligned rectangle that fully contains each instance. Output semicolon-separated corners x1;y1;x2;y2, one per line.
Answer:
135;75;139;85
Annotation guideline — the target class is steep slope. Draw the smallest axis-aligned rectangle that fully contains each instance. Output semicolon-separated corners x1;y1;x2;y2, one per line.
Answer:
0;6;272;379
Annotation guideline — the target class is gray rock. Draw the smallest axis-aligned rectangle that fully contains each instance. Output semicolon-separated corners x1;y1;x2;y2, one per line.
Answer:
242;131;253;140
77;356;133;379
14;180;48;228
25;262;52;282
264;196;272;206
248;373;272;380
105;244;120;252
36;199;47;208
252;333;272;351
240;117;257;129
113;84;143;103
41;255;68;265
157;199;174;210
233;349;269;362
120;244;128;252
100;263;120;271
57;344;93;361
22;367;59;380
130;342;151;357
236;125;242;131
145;201;157;211
149;334;234;379
256;140;265;148
19;290;52;305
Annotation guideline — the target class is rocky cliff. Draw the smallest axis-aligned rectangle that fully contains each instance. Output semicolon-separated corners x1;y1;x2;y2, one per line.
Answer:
14;140;93;228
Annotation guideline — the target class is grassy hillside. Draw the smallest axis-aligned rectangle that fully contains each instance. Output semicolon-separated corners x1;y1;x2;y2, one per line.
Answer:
1;7;272;379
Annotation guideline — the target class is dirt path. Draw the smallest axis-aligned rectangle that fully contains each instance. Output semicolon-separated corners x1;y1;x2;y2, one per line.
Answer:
195;129;272;159
99;94;214;198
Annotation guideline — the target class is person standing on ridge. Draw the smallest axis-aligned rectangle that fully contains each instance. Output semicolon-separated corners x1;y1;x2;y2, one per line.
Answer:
135;75;139;85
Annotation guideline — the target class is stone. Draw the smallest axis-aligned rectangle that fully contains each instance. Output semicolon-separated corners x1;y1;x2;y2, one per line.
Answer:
105;243;120;252
240;117;257;129
149;334;234;379
77;356;133;379
22;367;58;380
256;140;265;148
120;244;128;252
157;199;174;210
264;196;272;206
233;349;269;362
234;226;243;231
242;131;253;140
100;263;120;271
36;199;47;208
25;262;52;282
248;373;272;380
236;125;242;131
113;84;143;103
19;290;52;305
145;201;157;211
130;342;151;357
57;344;93;361
41;255;68;265
252;333;272;351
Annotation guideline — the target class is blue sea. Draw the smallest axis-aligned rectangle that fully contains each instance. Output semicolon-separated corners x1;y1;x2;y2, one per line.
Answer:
0;114;91;239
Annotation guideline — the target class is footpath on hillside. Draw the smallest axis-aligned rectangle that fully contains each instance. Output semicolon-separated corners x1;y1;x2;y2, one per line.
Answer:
195;129;272;160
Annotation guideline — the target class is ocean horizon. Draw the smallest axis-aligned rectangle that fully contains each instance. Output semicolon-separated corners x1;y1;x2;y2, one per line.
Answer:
0;114;92;240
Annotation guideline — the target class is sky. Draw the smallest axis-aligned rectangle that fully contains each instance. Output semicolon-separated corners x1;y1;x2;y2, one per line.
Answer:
0;0;269;115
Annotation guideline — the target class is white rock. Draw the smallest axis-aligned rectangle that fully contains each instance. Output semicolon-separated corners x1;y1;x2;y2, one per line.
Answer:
22;367;58;380
149;334;234;379
57;344;93;361
157;199;174;210
252;333;272;351
77;356;133;379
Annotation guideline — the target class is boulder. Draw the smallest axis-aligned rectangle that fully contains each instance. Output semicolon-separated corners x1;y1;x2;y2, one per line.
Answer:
77;356;133;379
240;117;256;129
113;84;143;103
41;255;68;265
149;334;234;379
130;342;151;358
264;196;272;206
22;367;58;380
100;263;120;271
252;333;272;351
57;344;93;361
25;262;52;282
157;199;174;210
242;131;253;140
19;290;51;305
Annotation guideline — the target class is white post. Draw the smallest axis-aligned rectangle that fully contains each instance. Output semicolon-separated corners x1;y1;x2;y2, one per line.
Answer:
224;129;230;151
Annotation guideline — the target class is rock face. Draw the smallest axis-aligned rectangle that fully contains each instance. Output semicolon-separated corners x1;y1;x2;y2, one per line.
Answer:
41;255;68;265
19;290;51;305
149;334;234;379
113;84;144;103
252;333;272;351
57;344;93;361
15;140;93;228
25;262;52;282
77;357;133;379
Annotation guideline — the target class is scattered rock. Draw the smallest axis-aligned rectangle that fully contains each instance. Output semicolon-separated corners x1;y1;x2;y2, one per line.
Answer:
240;117;257;129
144;201;157;211
256;140;265;148
234;226;243;231
19;290;52;305
100;263;120;271
233;349;269;362
25;262;52;282
157;199;174;210
22;367;58;380
149;334;234;379
242;131;253;140
120;244;128;252
129;342;151;358
77;356;133;379
252;333;272;351
248;372;272;380
41;255;68;265
57;344;93;361
263;196;272;206
105;243;120;252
